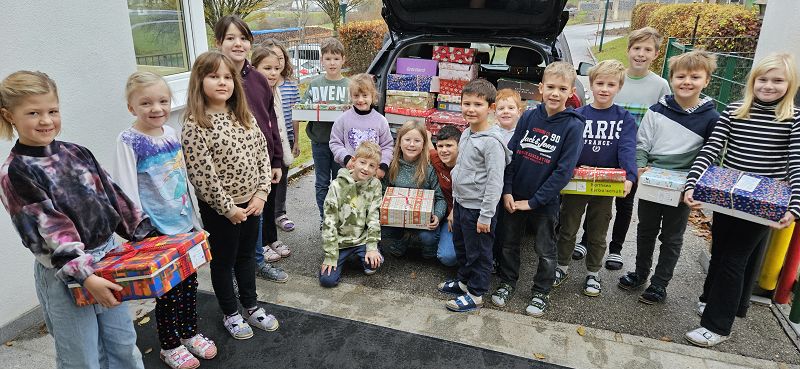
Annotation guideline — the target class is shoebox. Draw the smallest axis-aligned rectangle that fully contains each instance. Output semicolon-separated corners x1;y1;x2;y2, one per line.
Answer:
69;232;211;306
384;106;436;118
385;90;436;110
638;167;688;207
561;180;624;197
497;78;542;101
572;167;626;182
395;58;438;76
292;103;349;121
425;111;468;135
437;94;462;104
387;74;434;92
693;165;790;227
436;102;462;112
438;62;478;81
380;187;435;229
432;46;476;64
438;79;468;96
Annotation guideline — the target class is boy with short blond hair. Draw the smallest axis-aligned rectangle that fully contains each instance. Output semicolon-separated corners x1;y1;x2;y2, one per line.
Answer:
618;50;719;304
319;141;384;288
553;60;637;297
490;62;585;316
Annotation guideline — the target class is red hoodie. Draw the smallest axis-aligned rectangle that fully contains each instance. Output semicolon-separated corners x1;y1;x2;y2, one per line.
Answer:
429;149;453;214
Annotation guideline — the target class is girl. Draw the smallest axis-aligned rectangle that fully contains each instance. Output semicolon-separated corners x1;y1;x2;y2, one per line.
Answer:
329;73;394;178
213;16;293;275
494;88;524;145
181;51;279;340
259;38;301;233
381;121;446;259
113;71;216;369
683;53;800;347
0;70;153;368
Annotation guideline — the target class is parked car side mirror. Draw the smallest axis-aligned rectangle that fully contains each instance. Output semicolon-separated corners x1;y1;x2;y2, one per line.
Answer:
577;62;593;76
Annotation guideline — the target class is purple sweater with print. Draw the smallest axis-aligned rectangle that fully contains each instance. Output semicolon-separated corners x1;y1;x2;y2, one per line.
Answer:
0;141;154;284
329;107;394;167
242;60;283;168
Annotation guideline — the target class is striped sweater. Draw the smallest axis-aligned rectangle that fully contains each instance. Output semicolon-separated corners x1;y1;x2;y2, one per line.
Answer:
278;80;300;142
685;100;800;218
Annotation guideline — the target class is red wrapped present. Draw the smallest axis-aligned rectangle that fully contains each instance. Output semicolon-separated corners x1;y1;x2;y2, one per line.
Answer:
425;111;469;135
439;79;468;96
432;46;476;64
384;106;436;117
380;187;435;229
572;167;626;183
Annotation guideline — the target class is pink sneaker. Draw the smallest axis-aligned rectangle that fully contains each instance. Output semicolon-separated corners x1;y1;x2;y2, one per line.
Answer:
160;345;200;369
181;333;217;360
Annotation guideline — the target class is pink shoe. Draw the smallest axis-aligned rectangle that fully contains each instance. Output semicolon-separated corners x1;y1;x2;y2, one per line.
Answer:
160;345;200;369
269;240;291;258
181;333;217;360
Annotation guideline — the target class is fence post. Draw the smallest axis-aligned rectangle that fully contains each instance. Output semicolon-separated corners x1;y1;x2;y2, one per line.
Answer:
661;37;677;79
717;56;738;108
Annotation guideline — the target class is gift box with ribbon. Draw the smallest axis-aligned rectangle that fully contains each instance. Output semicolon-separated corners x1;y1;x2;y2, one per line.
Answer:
386;90;436;110
694;166;790;226
438;79;468;96
438;63;478;81
384;106;436;118
396;58;439;76
638;167;688;206
380;187;435;229
292;103;349;121
572;167;626;182
387;74;433;92
432;46;476;64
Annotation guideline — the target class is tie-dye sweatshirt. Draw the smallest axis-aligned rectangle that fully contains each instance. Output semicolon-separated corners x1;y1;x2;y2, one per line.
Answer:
0;140;154;284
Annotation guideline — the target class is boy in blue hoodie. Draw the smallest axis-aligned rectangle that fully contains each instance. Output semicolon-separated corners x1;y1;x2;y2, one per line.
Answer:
490;62;585;317
437;79;511;312
618;50;720;304
552;60;637;298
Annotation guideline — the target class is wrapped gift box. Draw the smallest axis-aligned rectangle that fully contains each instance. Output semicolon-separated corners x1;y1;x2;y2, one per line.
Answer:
439;79;468;96
396;58;438;76
386;90;435;110
561;180;624;197
572;167;626;182
498;78;542;101
638;168;688;206
124;232;212;278
426;121;468;135
380;187;435;229
387;74;433;92
429;77;440;93
438;63;478;81
438;61;475;72
426;111;469;135
292;103;349;121
436;102;462;112
437;94;462;104
384;106;436;117
694;166;790;226
432;46;476;64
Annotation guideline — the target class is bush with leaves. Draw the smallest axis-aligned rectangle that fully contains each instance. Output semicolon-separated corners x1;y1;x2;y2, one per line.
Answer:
338;20;388;74
630;3;662;31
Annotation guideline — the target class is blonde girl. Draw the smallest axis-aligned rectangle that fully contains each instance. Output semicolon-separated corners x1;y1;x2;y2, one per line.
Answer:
113;71;215;369
181;51;278;340
683;53;800;347
0;71;153;368
381;120;446;259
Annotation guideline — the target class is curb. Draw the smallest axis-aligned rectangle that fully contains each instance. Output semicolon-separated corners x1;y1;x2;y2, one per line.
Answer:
287;159;314;182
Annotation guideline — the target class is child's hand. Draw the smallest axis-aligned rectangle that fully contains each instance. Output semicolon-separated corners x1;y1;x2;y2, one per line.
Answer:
364;250;383;269
84;274;122;308
346;158;355;170
776;212;796;229
476;222;491;233
272;167;283;184
321;264;336;276
447;210;454;232
623;180;633;197
683;189;703;210
428;215;440;229
513;200;531;211
226;207;248;224
637;167;650;177
292;143;300;157
245;197;265;216
377;168;386;179
503;194;516;213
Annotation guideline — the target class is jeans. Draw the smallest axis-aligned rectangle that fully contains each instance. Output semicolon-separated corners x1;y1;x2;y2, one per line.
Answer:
557;194;613;272
452;203;496;296
318;245;383;287
635;199;691;288
497;209;559;295
580;182;638;255
381;226;440;259
255;187;278;265
437;222;457;267
274;139;293;219
312;142;341;220
34;238;144;369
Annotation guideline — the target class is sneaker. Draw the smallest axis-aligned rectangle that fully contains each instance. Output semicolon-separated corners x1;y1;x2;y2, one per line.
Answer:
256;263;289;283
639;284;667;304
685;327;729;347
525;292;549;317
243;307;279;332
222;313;253;340
605;253;624;270
696;301;706;317
553;268;568;288
572;243;587;260
446;294;483;312
437;279;467;295
617;272;646;291
180;334;217;360
583;275;601;297
160;346;200;369
490;283;515;307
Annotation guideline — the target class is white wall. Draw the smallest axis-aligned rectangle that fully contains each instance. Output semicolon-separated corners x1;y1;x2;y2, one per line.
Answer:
0;2;139;328
754;1;800;72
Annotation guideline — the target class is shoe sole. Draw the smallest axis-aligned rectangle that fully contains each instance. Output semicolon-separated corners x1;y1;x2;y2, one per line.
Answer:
490;299;507;307
553;274;567;288
250;320;280;332
617;282;646;291
230;331;254;340
583;290;601;297
445;304;482;313
161;355;201;369
257;274;289;283
637;296;663;305
524;309;545;317
605;262;623;270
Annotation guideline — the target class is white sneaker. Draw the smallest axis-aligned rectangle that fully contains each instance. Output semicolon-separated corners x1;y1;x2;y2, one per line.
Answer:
243;307;280;332
160;346;200;369
685;327;729;347
696;302;706;317
583;275;601;297
223;312;253;340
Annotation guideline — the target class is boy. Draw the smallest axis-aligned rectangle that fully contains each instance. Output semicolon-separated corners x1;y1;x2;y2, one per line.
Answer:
303;38;350;224
319;141;384;287
490;62;585;316
438;79;511;312
430;125;462;267
574;27;671;270
553;60;637;297
618;50;719;304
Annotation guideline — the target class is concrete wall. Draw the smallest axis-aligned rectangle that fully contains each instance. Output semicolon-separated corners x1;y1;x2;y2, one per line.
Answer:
754;1;800;72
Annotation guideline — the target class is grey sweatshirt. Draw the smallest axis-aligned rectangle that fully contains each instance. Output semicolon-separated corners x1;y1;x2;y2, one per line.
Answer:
451;125;512;224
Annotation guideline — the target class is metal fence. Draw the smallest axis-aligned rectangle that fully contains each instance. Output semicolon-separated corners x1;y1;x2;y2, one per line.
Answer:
253;28;335;81
136;52;187;69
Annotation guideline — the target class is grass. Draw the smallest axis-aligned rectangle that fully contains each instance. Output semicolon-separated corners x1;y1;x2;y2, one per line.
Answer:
591;36;629;67
290;121;312;169
567;10;590;25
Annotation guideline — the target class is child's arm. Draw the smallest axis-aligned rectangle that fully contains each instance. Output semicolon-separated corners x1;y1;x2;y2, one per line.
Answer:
525;122;584;210
329;114;349;166
618;110;639;183
247;121;272;216
112;134;143;211
428;166;447;225
378;118;394;174
503;111;528;196
181;122;238;218
635;109;657;169
785;117;800;221
478;141;507;225
684;108;730;191
365;178;383;252
321;181;342;268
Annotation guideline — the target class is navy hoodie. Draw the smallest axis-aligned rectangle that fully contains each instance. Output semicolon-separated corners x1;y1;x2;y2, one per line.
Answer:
575;104;638;182
504;104;585;214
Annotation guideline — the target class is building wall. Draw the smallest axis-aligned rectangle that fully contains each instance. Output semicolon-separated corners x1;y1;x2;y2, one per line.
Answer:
754;1;800;73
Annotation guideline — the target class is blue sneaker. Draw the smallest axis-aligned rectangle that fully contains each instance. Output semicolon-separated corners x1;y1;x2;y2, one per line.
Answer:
446;294;483;312
437;279;466;295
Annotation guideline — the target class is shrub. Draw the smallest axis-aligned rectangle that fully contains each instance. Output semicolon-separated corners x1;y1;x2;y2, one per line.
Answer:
339;20;388;74
630;3;662;31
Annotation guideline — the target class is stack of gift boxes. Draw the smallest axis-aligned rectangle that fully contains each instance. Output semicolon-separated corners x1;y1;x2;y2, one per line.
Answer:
561;167;626;197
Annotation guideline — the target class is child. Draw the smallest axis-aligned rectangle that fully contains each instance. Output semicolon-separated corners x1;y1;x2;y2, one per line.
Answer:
214;16;291;282
319;141;385;287
553;60;637;297
683;53;800;347
113;71;216;369
495;88;525;145
430;125;461;267
617;50;720;305
259;38;301;233
303;37;351;223
0;70;154;368
381;121;447;259
181;51;279;339
437;79;511;312
574;27;672;270
491;62;584;316
329;73;394;177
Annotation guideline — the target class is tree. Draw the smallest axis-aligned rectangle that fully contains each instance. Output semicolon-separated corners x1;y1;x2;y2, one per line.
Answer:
312;0;368;30
203;0;277;30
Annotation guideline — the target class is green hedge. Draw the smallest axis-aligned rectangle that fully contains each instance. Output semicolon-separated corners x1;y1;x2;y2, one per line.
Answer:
630;3;662;31
339;20;388;74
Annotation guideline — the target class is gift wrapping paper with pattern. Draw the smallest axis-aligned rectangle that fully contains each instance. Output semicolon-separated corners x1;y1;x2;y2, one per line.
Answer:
639;168;688;206
438;64;478;81
426;121;468;135
437;94;462;104
384;106;436;117
380;187;435;229
436;102;462;112
438;61;476;72
387;74;434;92
497;78;542;101
561;180;624;197
572;167;626;182
438;79;468;96
432;46;476;64
123;232;212;278
292;103;349;121
385;90;436;110
396;58;439;76
694;165;790;224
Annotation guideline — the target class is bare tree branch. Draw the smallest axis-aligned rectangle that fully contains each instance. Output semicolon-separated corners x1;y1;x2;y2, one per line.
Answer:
203;0;278;30
311;0;368;30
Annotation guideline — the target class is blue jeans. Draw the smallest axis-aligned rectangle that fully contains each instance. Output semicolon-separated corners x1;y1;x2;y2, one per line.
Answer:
312;142;341;220
452;203;496;296
381;226;440;258
318;245;383;287
437;222;457;266
35;238;144;369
